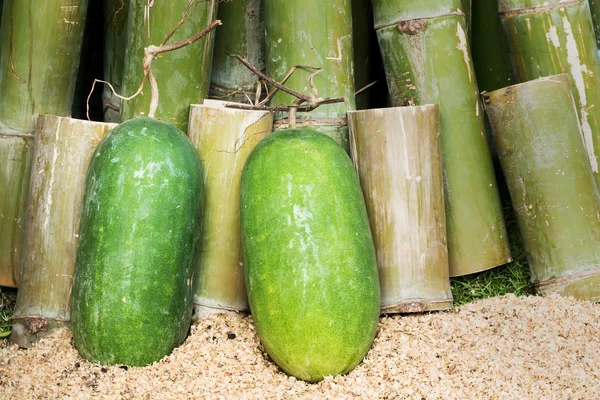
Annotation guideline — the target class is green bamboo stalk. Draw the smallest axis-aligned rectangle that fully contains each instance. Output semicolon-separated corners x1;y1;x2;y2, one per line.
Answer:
0;0;89;288
103;0;130;122
187;100;272;319
11;116;115;348
0;133;32;288
348;105;453;313
263;0;355;150
499;0;600;186
589;0;600;49
209;0;264;104
484;75;600;302
372;0;511;276
120;0;218;132
0;0;88;133
472;0;515;93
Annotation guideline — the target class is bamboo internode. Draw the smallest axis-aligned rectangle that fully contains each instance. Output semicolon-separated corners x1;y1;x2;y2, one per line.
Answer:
210;0;264;104
372;0;511;276
349;105;453;313
120;0;218;132
188;100;272;319
0;133;32;288
484;75;600;303
11;116;115;348
500;0;600;187
264;0;355;150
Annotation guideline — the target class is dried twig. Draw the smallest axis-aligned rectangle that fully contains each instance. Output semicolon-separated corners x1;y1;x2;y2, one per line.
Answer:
228;55;346;118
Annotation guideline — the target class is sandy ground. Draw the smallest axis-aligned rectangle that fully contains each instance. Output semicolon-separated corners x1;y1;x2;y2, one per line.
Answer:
1;293;598;399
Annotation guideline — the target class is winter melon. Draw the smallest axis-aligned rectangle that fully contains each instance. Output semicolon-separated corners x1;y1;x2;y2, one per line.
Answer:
241;128;380;382
71;117;204;366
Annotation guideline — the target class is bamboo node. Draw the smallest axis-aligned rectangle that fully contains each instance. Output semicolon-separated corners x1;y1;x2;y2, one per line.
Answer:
398;20;426;35
25;318;48;334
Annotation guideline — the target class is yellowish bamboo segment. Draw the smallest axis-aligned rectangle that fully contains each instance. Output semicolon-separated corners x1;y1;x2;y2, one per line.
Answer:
348;105;453;313
484;75;600;303
188;100;273;319
0;133;32;288
11;116;115;347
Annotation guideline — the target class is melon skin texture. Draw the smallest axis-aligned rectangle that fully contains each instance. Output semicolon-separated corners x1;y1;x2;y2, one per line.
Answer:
71;117;204;367
241;129;380;382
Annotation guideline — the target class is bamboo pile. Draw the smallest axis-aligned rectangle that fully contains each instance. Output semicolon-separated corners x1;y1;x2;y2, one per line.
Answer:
2;0;600;360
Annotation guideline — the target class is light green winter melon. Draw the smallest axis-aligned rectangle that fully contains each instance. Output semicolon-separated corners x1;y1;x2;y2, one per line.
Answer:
240;128;380;382
71;117;203;366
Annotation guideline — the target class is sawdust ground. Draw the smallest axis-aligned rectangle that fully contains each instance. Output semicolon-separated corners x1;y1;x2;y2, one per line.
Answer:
1;293;598;399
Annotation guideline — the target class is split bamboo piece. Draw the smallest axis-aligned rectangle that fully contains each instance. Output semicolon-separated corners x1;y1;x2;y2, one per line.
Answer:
209;0;264;104
0;133;32;288
372;0;511;276
348;105;453;313
484;75;600;302
120;0;218;132
11;116;115;347
188;100;272;319
0;0;89;288
472;0;515;93
103;0;130;122
263;0;355;149
499;0;600;186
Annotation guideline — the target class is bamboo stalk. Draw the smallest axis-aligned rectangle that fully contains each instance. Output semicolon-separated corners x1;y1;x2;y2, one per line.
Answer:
0;0;89;288
0;0;88;133
120;0;218;132
372;0;511;276
103;0;130;122
263;0;355;149
499;0;600;187
11;116;115;348
484;74;600;302
209;0;264;104
0;133;32;288
187;100;272;319
472;0;515;93
348;105;453;313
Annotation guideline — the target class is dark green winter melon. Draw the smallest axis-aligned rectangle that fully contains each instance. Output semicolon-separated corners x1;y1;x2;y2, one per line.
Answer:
71;117;204;366
240;128;380;382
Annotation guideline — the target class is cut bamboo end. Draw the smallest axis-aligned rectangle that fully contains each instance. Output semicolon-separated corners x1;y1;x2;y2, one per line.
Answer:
11;116;116;347
348;105;453;314
0;132;33;288
484;74;600;303
188;100;273;320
